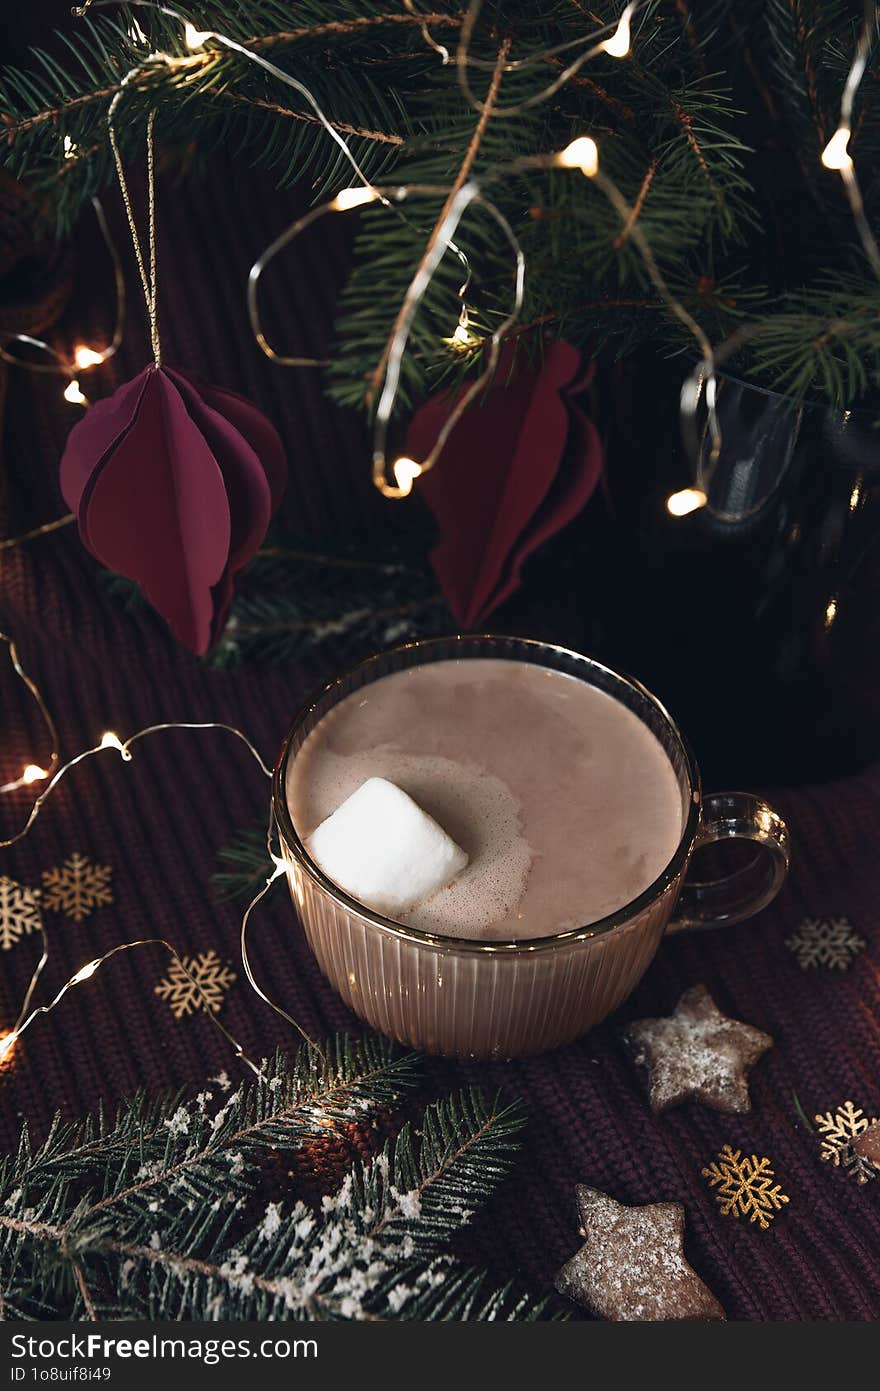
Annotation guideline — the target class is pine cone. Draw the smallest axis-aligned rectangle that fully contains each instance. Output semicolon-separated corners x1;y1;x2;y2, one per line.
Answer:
267;1108;399;1206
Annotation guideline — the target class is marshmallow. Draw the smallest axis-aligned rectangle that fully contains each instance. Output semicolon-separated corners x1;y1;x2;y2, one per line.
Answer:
306;776;468;918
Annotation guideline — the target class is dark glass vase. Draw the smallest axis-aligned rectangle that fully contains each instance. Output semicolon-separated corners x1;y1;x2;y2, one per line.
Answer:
579;362;880;787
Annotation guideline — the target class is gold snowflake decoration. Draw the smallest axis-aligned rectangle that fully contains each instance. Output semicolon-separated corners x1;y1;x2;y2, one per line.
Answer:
155;950;236;1019
41;853;113;924
702;1144;790;1230
814;1101;878;1185
0;876;42;951
785;916;865;971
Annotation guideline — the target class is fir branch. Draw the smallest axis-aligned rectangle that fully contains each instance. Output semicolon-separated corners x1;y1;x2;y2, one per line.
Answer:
1;9;463;140
363;1090;526;1252
212;530;448;669
13;1043;419;1197
103;529;449;669
246;11;464;50
213;825;280;905
365;33;512;403
217;90;404;146
3;0;880;408
670;98;725;211
0;1053;552;1321
212;593;449;669
613;157;657;247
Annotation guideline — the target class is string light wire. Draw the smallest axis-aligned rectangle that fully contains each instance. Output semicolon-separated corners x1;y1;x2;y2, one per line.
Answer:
0;631;60;793
34;0;877;511
374;185;524;497
0;706;322;1072
670;5;880;511
676;318;799;520
0;513;76;554
71;2;648;498
241;2;663;495
7;0;875;1076
456;0;640;116
588;165;721;472
0;609;324;1070
80;0;382;194
0;195;126;406
0;932;266;1076
238;816;318;1054
0;719;275;850
6;921;49;1044
820;1;880;281
403;0;451;65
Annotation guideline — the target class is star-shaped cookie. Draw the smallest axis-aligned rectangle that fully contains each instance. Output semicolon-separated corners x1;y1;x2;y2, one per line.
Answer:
854;1121;880;1172
555;1186;725;1321
624;984;773;1114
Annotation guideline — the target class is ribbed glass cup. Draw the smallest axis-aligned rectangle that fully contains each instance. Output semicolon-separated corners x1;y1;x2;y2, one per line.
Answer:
272;636;788;1059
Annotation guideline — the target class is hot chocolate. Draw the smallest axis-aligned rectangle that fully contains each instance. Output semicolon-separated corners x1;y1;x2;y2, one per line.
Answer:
286;658;685;939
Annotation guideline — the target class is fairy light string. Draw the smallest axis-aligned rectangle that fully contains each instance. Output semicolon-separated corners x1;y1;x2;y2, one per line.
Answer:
820;0;880;281
0;702;321;1071
455;0;641;115
0;620;327;1068
67;1;652;498
373;184;524;497
0;935;266;1076
0;720;274;851
0;631;60;793
80;0;383;194
7;0;877;1077
1;0;870;514
1;1;691;506
0;195;126;407
0;515;76;554
403;0;451;65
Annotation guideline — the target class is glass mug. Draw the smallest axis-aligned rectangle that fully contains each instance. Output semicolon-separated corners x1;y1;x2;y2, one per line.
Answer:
272;636;790;1060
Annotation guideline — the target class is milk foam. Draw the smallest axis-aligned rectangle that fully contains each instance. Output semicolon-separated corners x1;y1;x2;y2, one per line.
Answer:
295;747;533;936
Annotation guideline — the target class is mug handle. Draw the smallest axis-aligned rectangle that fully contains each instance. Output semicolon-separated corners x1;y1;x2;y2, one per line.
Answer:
666;791;790;935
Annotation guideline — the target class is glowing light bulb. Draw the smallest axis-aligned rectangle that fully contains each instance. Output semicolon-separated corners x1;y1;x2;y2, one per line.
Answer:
666;487;707;517
821;126;853;171
0;1032;15;1063
21;764;48;785
72;960;100;985
63;135;77;160
73;345;104;370
392;457;423;496
100;731;125;753
444;304;479;354
556;136;599;177
602;4;634;59
333;186;377;211
63;379;88;406
184;22;213;49
825;596;838;629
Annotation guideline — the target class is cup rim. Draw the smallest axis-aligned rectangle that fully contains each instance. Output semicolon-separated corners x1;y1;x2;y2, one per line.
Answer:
271;635;703;955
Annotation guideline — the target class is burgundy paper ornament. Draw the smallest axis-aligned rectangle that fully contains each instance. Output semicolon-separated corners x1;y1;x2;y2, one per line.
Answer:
60;364;286;654
405;340;603;629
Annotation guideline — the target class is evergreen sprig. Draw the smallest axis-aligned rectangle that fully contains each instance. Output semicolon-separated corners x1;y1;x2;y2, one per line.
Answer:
0;1042;551;1320
213;824;280;903
211;530;449;669
103;530;450;668
2;1;879;406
